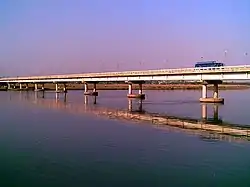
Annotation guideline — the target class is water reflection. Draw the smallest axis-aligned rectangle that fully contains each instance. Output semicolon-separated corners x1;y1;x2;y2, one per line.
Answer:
10;91;250;143
201;103;223;124
84;95;97;105
128;99;144;113
31;91;225;125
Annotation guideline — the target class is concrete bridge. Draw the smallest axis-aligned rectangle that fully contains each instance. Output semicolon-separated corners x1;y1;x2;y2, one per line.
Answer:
1;64;250;103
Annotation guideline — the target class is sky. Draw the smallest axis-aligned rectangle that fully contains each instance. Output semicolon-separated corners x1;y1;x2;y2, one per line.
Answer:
0;0;250;76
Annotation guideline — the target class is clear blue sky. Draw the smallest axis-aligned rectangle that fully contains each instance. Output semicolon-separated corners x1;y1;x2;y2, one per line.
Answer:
0;0;250;76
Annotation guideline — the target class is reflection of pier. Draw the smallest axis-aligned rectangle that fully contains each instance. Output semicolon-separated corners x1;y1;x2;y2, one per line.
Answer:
201;103;222;123
16;92;250;143
128;99;144;113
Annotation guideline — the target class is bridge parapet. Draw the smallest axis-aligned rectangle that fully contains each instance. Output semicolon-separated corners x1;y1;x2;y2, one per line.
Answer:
1;65;250;81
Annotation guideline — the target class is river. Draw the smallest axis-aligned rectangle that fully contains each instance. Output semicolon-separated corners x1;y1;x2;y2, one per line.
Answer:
0;89;250;187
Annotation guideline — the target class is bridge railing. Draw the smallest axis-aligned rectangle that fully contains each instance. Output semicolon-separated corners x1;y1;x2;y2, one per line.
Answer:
1;65;250;81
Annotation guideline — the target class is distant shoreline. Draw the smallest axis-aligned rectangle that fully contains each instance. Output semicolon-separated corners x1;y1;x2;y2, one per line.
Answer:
24;83;250;90
2;83;250;91
70;83;250;90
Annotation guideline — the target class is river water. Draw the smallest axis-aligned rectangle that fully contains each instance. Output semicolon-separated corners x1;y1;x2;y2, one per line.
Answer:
1;89;250;187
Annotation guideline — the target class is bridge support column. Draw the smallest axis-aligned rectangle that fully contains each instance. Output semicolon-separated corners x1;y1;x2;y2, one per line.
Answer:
127;81;145;99
213;83;218;98
41;84;45;91
128;83;132;95
84;83;88;93
92;83;98;96
84;82;98;96
55;83;58;93
19;84;22;90
34;83;38;91
7;83;11;90
199;80;224;104
202;84;207;99
63;84;67;93
138;83;143;95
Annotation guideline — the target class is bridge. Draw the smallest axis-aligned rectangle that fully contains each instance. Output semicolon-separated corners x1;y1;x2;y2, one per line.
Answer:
1;64;250;103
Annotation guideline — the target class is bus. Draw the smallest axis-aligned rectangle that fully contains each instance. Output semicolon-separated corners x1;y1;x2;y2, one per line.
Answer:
194;61;224;70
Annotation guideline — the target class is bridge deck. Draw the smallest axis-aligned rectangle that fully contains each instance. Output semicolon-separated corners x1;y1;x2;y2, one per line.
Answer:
1;65;250;81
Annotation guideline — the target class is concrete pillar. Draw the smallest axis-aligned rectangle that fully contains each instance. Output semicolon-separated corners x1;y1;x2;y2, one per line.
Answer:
213;83;219;98
7;83;11;90
41;84;45;90
202;84;207;98
201;104;207;120
55;83;58;92
19;84;22;90
63;84;67;93
34;83;38;91
93;83;96;92
128;84;132;95
138;83;143;94
84;83;88;93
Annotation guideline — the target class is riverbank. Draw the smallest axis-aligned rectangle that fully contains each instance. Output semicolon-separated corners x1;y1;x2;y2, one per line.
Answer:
3;83;250;91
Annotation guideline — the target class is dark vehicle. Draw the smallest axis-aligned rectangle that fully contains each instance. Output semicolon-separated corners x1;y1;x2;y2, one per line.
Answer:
195;61;224;68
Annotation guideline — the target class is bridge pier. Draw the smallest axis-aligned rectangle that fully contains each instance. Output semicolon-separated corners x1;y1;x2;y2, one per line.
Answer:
63;83;67;93
84;82;98;96
126;81;145;99
128;98;143;112
7;83;11;90
201;103;221;123
34;83;38;91
199;80;224;103
41;84;45;91
55;83;59;93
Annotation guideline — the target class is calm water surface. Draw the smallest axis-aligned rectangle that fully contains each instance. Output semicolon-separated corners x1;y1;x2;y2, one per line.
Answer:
1;90;250;187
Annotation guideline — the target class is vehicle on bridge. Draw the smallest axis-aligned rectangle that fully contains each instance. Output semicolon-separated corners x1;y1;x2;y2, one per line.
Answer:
195;61;224;70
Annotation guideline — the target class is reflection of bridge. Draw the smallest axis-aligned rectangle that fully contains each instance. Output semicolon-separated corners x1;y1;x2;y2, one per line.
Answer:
3;65;250;103
15;92;250;142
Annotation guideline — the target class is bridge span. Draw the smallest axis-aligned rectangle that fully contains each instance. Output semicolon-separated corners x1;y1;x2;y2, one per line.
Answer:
1;64;250;103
